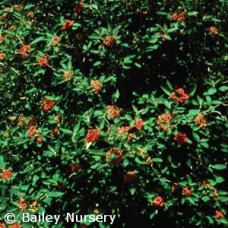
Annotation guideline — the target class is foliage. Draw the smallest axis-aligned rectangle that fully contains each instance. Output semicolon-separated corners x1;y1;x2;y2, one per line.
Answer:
0;0;227;227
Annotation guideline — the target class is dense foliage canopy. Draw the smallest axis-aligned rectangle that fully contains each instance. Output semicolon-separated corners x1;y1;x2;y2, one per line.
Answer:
0;0;227;227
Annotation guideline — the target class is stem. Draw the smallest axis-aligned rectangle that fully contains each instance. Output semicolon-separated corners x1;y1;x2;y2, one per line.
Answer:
16;34;24;45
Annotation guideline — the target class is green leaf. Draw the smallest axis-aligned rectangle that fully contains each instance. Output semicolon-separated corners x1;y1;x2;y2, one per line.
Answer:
73;122;81;135
219;85;228;92
188;11;198;16
217;196;228;202
192;132;200;141
219;190;228;195
215;176;224;183
189;85;197;96
88;149;105;156
206;216;214;224
206;96;212;103
152;158;163;163
207;88;217;95
93;110;103;117
220;218;228;224
163;34;172;40
130;188;136;195
0;156;5;168
161;86;171;96
60;128;73;135
113;25;121;35
212;164;227;170
156;11;168;16
134;62;141;68
201;142;209;148
32;175;39;185
112;89;120;101
47;145;57;156
167;27;178;33
211;100;222;105
90;163;100;169
72;23;81;30
202;196;210;202
132;105;138;113
163;99;171;109
123;55;134;64
30;36;46;45
148;33;160;44
25;102;31;110
49;191;64;197
166;81;173;90
188;109;199;115
123;158;129;167
146;44;159;51
93;61;102;66
135;157;145;165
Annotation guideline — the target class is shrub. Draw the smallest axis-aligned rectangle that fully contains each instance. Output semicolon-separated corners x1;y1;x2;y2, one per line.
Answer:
0;0;227;227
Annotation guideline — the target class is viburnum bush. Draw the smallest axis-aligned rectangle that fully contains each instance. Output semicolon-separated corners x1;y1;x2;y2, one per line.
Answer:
0;0;227;227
